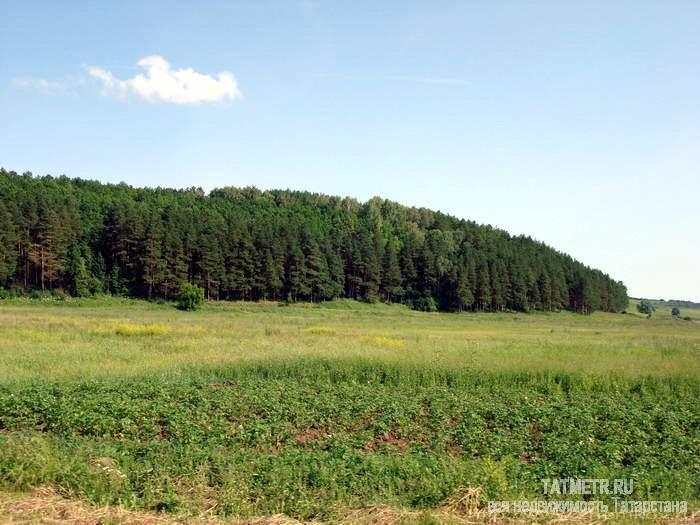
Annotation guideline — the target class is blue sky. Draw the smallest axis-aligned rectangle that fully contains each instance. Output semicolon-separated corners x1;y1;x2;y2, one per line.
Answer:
1;1;698;301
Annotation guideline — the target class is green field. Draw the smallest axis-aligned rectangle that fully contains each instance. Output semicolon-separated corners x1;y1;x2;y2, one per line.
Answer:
627;299;700;321
1;298;699;523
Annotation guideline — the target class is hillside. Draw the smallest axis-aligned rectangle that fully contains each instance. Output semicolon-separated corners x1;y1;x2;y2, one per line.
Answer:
628;298;700;320
0;169;627;313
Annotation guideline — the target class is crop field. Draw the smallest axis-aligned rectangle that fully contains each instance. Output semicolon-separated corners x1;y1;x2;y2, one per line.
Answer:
1;298;699;523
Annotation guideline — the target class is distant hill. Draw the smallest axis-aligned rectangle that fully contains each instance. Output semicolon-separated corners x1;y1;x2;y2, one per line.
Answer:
630;298;700;309
0;168;627;313
627;298;700;320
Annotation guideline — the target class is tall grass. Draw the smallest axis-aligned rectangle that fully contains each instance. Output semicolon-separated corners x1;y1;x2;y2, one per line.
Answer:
1;298;698;384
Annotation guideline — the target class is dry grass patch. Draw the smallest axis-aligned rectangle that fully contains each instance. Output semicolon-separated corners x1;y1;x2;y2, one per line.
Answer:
0;488;301;525
2;488;695;525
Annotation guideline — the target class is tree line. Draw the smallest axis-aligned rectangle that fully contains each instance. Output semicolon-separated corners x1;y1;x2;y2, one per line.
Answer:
0;169;628;313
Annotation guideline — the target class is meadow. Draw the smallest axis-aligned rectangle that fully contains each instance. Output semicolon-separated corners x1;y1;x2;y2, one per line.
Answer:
0;298;699;523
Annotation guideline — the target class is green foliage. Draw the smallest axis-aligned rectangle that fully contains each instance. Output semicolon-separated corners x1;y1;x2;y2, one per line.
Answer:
66;245;91;297
0;169;628;313
672;307;681;317
176;282;204;311
637;299;656;315
0;366;697;519
412;296;438;312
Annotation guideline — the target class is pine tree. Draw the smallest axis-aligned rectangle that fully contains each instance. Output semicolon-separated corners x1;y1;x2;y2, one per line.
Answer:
66;244;90;297
476;258;492;311
90;252;107;294
538;271;552;310
399;236;419;300
510;263;529;312
142;211;165;299
0;170;629;313
225;225;254;300
490;261;504;311
527;270;541;310
357;225;381;302
161;207;189;298
455;260;474;311
108;265;128;296
0;201;18;286
381;240;403;302
286;243;309;301
196;212;224;300
303;236;330;301
324;241;345;299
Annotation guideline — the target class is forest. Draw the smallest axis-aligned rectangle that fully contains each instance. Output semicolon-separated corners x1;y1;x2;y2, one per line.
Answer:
0;169;627;313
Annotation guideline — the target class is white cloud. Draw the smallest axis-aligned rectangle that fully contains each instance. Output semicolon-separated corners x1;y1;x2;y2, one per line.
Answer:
88;55;241;104
11;77;66;94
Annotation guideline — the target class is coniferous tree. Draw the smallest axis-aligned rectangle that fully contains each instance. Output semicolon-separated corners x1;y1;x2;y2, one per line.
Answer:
286;242;309;302
527;270;541;311
511;264;529;312
399;235;419;300
490;261;504;311
0;201;18;286
303;236;330;302
476;258;492;311
455;259;474;311
142;210;165;299
539;270;552;311
324;241;345;299
381;240;403;302
0;169;628;313
66;244;90;297
357;225;381;302
196;211;225;300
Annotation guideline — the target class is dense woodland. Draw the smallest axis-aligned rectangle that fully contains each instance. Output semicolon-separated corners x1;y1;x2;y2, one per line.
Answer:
0;169;627;313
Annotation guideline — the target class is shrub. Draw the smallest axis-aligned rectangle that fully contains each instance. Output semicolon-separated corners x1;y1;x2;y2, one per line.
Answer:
176;282;204;311
0;288;27;299
671;307;681;317
411;296;438;312
29;289;54;301
51;289;68;301
636;299;655;315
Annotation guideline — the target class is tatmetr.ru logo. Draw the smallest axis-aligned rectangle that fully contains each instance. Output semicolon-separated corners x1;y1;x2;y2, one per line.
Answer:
542;478;634;496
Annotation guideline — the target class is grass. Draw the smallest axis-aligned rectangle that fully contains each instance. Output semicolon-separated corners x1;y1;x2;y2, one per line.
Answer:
626;299;700;321
1;298;699;383
0;297;698;523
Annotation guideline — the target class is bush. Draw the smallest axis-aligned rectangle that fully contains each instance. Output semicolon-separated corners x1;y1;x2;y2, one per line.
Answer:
29;289;54;301
671;307;681;317
51;289;68;301
636;299;655;315
411;296;438;312
176;283;204;311
0;288;27;299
